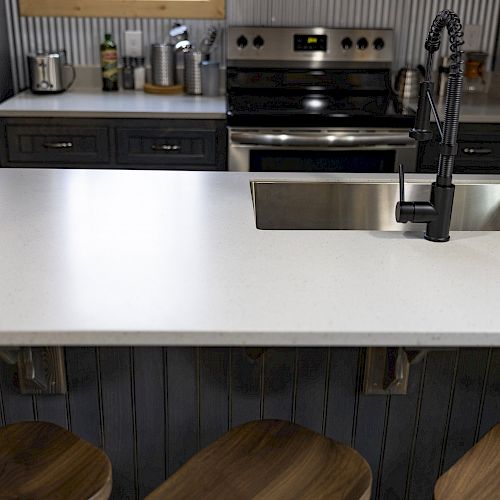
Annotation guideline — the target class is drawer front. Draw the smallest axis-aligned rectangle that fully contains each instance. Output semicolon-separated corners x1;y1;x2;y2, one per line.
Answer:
116;128;216;166
6;125;110;164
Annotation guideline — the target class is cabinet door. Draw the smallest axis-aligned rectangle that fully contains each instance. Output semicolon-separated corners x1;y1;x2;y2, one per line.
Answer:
116;127;217;168
6;124;110;165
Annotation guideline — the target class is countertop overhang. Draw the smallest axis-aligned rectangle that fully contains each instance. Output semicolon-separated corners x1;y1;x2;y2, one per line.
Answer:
0;168;499;347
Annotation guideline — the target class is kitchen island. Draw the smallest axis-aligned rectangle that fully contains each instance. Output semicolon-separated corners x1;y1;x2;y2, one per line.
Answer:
0;167;499;346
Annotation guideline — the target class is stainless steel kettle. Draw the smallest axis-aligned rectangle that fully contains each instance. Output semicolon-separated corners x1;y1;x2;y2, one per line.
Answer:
28;50;76;93
394;65;425;99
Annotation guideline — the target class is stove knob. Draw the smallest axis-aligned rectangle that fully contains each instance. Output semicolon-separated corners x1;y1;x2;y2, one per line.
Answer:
341;37;353;50
253;36;264;49
236;35;248;49
357;37;369;50
373;37;385;50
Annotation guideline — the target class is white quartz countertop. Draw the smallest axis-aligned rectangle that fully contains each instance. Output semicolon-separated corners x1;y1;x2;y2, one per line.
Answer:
0;168;499;347
0;89;226;119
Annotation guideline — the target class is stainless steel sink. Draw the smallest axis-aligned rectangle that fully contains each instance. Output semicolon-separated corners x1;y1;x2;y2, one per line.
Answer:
251;181;500;231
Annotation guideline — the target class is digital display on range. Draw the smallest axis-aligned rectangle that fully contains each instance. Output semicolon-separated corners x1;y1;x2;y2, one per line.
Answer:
294;34;327;51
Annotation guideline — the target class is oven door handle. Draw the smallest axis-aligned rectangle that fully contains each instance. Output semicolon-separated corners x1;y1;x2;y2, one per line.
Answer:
230;132;415;147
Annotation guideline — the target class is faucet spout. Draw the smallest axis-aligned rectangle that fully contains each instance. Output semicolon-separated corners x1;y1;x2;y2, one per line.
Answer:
396;10;464;242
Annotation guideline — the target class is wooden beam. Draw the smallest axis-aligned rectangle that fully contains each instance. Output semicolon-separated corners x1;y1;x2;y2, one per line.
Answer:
19;0;225;19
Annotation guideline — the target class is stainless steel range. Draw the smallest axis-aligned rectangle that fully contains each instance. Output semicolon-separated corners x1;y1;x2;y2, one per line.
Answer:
226;27;417;173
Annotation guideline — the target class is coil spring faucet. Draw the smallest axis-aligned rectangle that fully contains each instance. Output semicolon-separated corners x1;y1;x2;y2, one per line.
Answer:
396;10;464;242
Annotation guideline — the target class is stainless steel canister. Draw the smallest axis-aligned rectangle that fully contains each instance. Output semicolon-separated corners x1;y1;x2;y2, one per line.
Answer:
151;43;176;86
201;61;220;96
184;51;202;95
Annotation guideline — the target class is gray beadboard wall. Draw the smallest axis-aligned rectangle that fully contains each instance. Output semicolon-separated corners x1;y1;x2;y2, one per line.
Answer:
4;0;500;92
0;347;498;500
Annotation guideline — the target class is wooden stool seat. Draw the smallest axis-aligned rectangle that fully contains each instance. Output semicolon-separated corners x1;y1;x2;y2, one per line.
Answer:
0;421;112;500
147;419;372;500
434;423;500;500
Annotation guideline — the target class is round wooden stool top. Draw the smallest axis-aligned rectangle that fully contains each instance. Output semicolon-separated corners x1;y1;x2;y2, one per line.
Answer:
435;423;500;500
147;419;372;500
0;421;112;500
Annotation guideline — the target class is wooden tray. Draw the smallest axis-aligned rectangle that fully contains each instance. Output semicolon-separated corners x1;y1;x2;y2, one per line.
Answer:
144;83;184;95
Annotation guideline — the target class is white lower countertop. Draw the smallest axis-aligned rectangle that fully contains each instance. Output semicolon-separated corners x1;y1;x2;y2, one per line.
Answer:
0;88;226;119
0;168;499;346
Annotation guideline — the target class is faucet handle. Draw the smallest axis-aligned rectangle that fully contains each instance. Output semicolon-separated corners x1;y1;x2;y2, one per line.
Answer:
395;164;414;223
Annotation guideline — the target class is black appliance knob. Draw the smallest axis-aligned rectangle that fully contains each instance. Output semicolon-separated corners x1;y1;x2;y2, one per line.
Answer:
253;36;264;49
237;35;248;49
373;37;385;50
357;37;369;50
341;37;353;50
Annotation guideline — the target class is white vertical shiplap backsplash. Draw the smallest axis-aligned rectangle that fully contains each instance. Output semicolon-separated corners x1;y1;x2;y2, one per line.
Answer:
4;0;500;92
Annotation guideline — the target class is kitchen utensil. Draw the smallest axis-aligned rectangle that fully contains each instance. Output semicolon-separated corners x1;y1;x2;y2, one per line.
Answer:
184;50;202;95
169;24;189;43
394;65;425;99
28;50;75;93
200;27;218;61
201;61;220;96
151;43;176;86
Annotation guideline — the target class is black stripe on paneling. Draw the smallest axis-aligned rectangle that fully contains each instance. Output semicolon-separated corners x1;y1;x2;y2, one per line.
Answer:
441;348;490;472
325;347;360;446
199;348;230;448
262;348;295;421
406;350;458;500
230;348;262;427
65;347;102;448
378;359;425;500
0;361;34;423
33;393;68;428
353;350;389;500
477;348;500;438
133;347;166;499
294;348;329;433
98;347;136;500
166;347;198;474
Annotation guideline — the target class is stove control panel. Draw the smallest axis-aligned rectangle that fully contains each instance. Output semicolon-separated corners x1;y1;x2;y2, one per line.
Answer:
228;27;393;65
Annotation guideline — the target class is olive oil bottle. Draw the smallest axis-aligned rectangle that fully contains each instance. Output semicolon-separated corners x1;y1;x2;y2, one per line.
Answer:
101;33;118;91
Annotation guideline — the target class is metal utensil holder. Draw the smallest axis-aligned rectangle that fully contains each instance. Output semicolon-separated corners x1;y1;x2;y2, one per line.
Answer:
184;51;202;95
151;43;176;86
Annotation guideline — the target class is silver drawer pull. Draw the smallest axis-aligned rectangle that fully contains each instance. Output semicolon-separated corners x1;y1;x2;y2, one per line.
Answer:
43;142;73;149
152;144;181;152
463;147;492;155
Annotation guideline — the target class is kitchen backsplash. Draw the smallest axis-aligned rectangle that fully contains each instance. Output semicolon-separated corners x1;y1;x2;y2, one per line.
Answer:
4;0;500;92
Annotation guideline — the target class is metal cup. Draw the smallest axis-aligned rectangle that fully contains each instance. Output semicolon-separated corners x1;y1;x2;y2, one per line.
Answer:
151;43;176;86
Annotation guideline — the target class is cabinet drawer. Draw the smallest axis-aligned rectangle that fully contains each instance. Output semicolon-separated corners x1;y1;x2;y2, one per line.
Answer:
116;128;216;166
6;125;110;164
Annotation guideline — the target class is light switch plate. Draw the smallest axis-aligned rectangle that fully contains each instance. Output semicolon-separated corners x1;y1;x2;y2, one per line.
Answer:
463;24;482;51
125;30;143;57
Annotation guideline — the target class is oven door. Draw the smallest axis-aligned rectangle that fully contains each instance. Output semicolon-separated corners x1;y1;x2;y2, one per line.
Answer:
228;128;417;173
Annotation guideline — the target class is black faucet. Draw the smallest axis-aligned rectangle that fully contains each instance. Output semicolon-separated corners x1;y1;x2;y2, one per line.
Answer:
396;10;464;242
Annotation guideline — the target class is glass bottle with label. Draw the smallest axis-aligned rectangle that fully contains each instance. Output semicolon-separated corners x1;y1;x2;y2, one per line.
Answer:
101;33;118;91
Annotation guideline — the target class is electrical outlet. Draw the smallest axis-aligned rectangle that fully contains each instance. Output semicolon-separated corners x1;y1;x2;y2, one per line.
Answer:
125;30;143;57
463;24;482;51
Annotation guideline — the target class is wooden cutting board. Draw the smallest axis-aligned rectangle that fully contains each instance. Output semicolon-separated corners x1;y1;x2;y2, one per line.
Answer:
144;83;184;95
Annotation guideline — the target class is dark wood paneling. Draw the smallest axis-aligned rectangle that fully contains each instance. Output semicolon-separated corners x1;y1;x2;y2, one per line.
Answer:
34;394;68;428
230;348;262;427
98;347;136;500
378;360;425;500
199;348;229;448
325;348;360;445
65;347;102;447
478;348;500;438
294;348;329;433
133;347;166;499
442;348;490;472
406;350;458;500
166;347;198;475
262;348;295;421
0;347;498;500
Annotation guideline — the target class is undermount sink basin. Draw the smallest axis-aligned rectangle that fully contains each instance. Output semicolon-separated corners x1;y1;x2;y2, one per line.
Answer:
251;180;500;231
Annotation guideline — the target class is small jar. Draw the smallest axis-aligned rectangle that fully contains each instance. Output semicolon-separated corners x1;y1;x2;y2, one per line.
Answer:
134;57;146;91
122;56;134;90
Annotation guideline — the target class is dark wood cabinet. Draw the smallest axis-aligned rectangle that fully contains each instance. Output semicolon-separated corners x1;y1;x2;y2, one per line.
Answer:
417;123;500;174
0;117;227;170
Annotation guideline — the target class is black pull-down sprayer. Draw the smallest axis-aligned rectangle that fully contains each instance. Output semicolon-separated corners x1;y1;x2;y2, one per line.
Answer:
396;10;464;242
